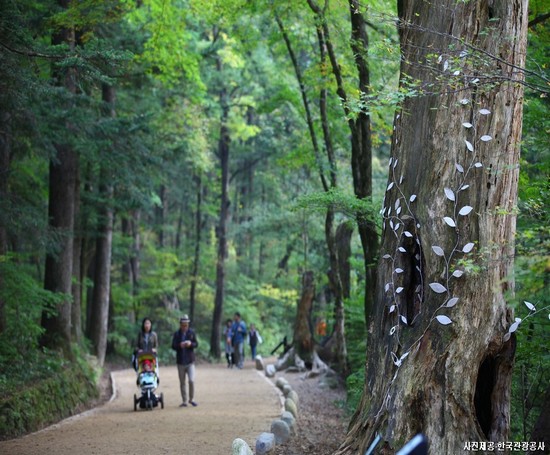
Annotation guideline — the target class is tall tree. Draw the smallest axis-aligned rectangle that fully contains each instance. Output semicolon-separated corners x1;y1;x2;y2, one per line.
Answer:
41;0;79;353
337;0;528;453
210;43;231;358
88;84;116;367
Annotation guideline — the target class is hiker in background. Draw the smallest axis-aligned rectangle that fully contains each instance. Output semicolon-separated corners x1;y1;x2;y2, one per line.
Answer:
231;312;247;369
223;318;234;368
248;323;262;360
172;315;199;407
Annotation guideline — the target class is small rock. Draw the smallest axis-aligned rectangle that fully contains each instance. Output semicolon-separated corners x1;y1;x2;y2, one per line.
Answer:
265;364;276;378
270;419;291;444
255;432;276;455
284;397;298;419
255;355;265;371
280;411;296;431
282;384;292;397
305;370;321;379
275;377;288;391
232;438;253;455
287;390;299;407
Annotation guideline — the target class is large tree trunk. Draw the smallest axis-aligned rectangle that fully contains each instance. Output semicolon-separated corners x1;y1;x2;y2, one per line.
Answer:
210;89;230;359
293;271;315;365
88;84;115;367
121;210;140;324
347;0;379;323
337;1;528;453
40;0;78;355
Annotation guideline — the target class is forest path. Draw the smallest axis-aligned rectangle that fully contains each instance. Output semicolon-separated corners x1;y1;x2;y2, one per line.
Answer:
1;361;282;455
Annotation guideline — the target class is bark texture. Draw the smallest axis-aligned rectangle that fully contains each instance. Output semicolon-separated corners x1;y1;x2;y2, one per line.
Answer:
89;84;115;367
337;1;528;453
293;271;315;364
210;88;230;359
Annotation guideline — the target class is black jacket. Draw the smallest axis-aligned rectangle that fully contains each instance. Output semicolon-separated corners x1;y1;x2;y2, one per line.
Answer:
171;328;198;365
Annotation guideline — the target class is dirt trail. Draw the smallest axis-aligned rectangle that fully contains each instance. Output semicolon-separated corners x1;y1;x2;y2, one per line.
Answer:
0;362;282;455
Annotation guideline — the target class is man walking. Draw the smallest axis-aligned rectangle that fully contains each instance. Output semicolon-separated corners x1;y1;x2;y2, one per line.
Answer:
172;315;198;407
231;312;247;369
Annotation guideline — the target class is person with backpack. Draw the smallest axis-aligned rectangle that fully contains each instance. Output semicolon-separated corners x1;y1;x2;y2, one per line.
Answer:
248;323;262;360
231;312;247;369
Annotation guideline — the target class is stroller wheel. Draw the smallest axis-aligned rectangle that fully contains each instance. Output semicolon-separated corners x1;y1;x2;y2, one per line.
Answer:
133;394;137;412
160;393;164;409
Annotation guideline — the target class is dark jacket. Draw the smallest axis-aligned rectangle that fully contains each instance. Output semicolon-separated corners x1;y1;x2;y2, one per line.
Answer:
171;328;198;365
137;331;158;352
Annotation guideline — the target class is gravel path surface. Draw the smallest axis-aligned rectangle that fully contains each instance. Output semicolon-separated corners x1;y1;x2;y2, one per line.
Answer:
0;362;282;455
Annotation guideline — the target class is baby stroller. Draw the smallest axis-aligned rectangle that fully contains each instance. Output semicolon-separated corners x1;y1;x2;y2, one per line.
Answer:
133;351;164;411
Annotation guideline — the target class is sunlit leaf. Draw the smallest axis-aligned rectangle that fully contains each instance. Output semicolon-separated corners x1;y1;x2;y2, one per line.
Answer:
456;163;464;173
444;187;455;201
404;231;413;237
508;320;520;333
444;217;456;227
396;287;404;294
436;315;453;325
446;297;459;308
383;254;392;259
479;109;491;115
429;282;447;293
395;268;404;274
452;270;464;278
400;315;408;324
524;301;535;312
465;140;474;152
387;182;394;191
398;247;406;253
432;246;445;256
462;122;473;128
459;205;473;216
462;242;475;253
410;194;417;202
474;162;483;168
460;184;470;191
389;305;395;313
480;135;492;142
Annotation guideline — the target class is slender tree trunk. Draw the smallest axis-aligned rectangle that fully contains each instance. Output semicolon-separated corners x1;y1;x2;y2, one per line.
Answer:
189;174;203;324
156;185;167;248
89;84;115;367
336;222;353;299
277;10;349;374
210;89;230;359
337;1;528;453
71;164;82;342
121;210;140;324
0;111;11;334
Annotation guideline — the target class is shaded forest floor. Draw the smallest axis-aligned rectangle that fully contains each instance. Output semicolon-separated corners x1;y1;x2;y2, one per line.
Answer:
272;370;350;455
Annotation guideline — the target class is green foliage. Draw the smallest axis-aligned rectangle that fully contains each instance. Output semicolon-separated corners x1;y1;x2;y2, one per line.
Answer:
344;293;367;412
0;347;99;440
0;257;66;359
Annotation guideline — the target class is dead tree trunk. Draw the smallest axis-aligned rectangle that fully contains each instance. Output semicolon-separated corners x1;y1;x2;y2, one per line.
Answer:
337;1;528;453
293;271;315;366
